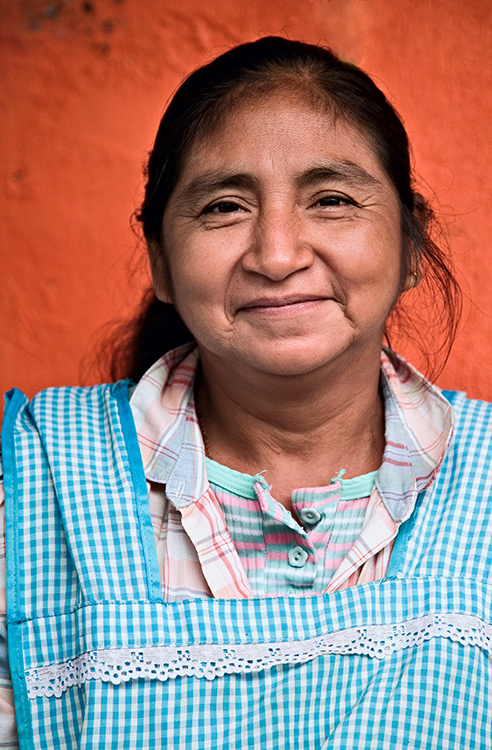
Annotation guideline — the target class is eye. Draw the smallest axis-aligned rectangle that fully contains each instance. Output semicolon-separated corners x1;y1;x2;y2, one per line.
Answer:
202;201;243;215
315;193;356;208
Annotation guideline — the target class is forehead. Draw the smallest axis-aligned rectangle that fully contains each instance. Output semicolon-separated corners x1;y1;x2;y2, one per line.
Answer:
176;92;391;191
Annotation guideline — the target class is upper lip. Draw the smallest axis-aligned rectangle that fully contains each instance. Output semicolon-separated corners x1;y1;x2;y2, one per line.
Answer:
239;294;329;309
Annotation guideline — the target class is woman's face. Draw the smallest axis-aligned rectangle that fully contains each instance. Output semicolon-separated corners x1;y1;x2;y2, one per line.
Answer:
156;93;415;379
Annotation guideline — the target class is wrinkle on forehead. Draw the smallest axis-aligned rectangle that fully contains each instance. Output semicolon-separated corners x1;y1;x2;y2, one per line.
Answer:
180;86;386;195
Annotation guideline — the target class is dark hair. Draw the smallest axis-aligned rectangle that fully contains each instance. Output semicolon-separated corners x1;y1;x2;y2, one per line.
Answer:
108;36;461;382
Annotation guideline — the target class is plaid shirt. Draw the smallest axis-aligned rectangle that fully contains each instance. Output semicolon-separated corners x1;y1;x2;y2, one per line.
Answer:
130;344;453;598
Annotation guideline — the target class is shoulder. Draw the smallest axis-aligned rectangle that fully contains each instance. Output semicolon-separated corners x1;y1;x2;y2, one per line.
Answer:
443;388;492;423
3;381;132;428
2;381;137;502
2;382;134;473
442;389;492;459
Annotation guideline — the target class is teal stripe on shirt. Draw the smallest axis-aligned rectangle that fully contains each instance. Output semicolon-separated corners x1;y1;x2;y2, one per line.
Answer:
206;457;376;596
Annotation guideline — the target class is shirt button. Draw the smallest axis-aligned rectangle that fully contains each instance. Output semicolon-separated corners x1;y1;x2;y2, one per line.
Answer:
288;546;309;568
299;508;322;525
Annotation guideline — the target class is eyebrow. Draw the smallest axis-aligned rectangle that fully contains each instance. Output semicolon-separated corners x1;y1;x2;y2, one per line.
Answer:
174;160;382;206
295;162;383;190
173;172;259;207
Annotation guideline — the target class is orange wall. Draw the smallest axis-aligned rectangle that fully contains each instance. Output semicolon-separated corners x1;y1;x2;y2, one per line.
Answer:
2;0;492;399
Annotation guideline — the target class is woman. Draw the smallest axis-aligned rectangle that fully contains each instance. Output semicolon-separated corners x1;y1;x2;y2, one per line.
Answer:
1;37;489;749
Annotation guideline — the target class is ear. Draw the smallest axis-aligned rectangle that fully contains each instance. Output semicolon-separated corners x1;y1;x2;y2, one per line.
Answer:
402;243;421;291
147;240;173;304
402;192;427;291
402;266;420;291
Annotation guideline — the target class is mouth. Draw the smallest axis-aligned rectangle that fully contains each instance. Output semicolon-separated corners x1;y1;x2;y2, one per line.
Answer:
240;294;329;309
238;295;330;317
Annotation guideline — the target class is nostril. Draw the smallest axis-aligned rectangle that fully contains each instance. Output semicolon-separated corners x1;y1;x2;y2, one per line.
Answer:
242;224;314;280
242;246;314;281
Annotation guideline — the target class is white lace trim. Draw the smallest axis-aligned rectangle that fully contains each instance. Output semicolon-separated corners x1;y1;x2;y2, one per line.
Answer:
26;613;492;698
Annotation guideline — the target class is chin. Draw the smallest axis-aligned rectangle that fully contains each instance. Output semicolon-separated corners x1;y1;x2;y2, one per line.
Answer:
242;342;345;378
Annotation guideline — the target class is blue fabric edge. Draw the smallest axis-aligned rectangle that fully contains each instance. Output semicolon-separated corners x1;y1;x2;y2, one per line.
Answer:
113;380;163;602
2;389;36;750
441;389;458;404
385;491;427;578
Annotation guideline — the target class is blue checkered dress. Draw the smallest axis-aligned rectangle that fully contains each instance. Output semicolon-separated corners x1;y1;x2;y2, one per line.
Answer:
2;382;492;749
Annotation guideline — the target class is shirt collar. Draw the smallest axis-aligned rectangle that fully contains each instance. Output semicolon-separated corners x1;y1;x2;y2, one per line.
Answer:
129;343;206;507
378;349;453;521
130;345;454;516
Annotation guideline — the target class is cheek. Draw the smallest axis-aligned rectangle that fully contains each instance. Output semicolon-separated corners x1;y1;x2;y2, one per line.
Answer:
336;228;404;319
362;220;404;280
335;234;402;286
172;262;224;306
168;232;240;307
165;256;227;338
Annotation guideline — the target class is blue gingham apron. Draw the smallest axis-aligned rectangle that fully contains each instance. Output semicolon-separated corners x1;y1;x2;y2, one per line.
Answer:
2;382;492;749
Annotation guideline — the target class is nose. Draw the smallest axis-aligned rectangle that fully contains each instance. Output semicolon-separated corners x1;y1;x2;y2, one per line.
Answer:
241;208;314;281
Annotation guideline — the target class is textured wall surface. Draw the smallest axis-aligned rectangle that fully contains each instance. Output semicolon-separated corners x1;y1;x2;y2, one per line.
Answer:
2;0;492;398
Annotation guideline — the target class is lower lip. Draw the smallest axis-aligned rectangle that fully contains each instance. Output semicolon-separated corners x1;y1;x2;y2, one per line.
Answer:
240;299;328;318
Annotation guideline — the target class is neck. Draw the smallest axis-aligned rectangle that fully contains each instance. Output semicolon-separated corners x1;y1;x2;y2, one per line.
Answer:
195;348;385;507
